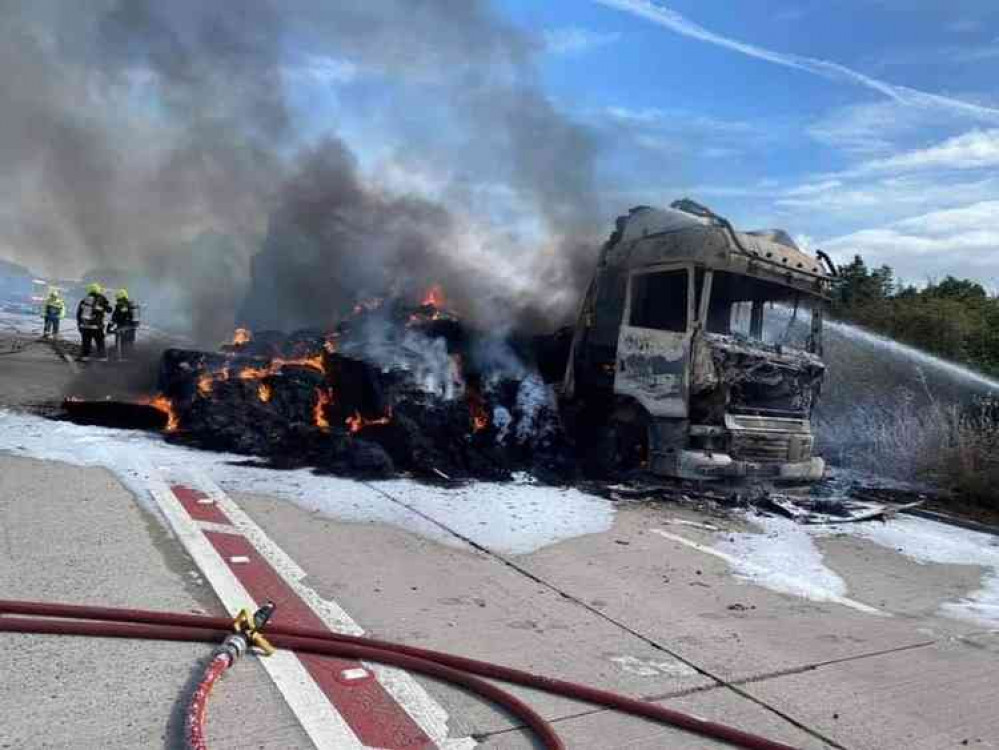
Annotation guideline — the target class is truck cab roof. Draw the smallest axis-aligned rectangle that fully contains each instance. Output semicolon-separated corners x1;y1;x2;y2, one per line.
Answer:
607;204;831;296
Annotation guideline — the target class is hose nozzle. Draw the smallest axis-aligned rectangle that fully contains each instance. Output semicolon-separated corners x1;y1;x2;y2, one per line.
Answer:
231;602;277;656
253;601;276;631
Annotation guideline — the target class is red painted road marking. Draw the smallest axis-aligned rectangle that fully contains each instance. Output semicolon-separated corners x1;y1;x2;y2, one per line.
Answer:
171;484;231;525
202;530;435;750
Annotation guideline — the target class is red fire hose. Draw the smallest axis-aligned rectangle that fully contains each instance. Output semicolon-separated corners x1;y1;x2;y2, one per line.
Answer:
188;654;230;750
0;612;563;750
0;599;802;750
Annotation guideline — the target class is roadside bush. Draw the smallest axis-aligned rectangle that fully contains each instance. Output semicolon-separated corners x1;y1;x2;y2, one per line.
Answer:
817;394;999;508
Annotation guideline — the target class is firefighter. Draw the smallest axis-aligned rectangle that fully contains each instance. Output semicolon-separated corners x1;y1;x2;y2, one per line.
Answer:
41;289;65;339
76;283;111;360
108;288;140;360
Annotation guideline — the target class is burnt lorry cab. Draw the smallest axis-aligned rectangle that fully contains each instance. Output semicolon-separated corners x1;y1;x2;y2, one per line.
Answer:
563;200;833;481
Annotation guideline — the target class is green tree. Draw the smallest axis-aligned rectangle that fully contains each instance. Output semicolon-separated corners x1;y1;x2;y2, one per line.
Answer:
830;255;999;378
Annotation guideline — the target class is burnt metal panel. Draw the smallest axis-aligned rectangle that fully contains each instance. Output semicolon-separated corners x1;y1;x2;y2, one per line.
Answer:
614;327;688;418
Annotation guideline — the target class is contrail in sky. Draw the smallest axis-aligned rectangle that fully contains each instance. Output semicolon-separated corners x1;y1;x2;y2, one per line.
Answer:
595;0;999;120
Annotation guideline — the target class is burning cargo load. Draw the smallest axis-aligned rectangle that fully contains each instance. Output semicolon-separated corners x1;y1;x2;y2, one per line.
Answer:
155;292;574;481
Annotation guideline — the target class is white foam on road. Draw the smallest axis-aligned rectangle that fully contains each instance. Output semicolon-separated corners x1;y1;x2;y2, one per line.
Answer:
714;512;999;627
842;516;999;627
0;410;614;555
711;515;864;608
654;526;884;615
374;477;614;555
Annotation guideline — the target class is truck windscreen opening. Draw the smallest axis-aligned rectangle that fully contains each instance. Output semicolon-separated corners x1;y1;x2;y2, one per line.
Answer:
629;269;688;332
706;271;819;352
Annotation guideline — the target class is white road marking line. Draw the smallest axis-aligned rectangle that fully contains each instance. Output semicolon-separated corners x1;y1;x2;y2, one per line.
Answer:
229;555;251;564
195;520;243;536
650;528;886;616
136;459;364;750
341;668;370;681
186;468;477;750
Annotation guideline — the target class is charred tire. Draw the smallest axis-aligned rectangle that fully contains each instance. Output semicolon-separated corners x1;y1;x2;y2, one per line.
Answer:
585;402;650;478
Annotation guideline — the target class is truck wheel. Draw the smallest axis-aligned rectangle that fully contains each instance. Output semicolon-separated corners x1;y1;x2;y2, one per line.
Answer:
586;408;649;478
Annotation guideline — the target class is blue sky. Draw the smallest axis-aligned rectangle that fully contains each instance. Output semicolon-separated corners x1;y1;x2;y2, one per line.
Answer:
6;1;996;294
479;1;999;287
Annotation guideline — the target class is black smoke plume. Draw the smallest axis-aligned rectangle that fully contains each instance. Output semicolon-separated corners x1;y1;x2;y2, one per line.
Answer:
0;1;604;341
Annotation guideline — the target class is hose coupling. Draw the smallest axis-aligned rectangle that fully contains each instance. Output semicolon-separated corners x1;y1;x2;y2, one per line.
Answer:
213;633;250;665
231;602;277;656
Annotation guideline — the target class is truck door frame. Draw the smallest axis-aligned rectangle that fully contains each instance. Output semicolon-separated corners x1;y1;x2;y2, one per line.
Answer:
614;262;697;419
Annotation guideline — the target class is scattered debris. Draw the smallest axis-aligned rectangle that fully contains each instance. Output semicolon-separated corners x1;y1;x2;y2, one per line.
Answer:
664;518;724;532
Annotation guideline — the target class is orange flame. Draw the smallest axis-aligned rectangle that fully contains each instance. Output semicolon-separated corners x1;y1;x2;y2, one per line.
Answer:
258;383;272;403
421;284;445;308
238;366;270;380
148;395;179;432
346;410;391;434
232;328;252;346
467;388;489;433
198;366;231;395
314;388;332;429
230;355;326;385
292;354;325;373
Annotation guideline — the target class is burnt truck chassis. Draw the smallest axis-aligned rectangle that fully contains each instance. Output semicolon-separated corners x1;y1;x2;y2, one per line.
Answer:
562;201;833;482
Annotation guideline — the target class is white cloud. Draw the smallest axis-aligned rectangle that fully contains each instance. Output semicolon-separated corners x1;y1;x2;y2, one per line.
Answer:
776;174;999;215
823;200;999;281
952;41;999;62
783;179;842;197
543;27;622;55
602;106;759;159
604;106;756;134
947;18;983;34
808;101;930;155
633;134;682;153
605;106;667;125
593;0;999;121
894;200;999;237
856;129;999;173
287;55;359;85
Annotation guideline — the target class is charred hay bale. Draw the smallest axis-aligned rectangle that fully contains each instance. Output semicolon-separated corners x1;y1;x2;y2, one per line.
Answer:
172;369;327;454
282;329;327;358
170;385;288;455
344;439;395;477
158;349;233;398
224;330;287;358
325;354;393;417
272;423;352;469
387;397;509;480
264;367;327;423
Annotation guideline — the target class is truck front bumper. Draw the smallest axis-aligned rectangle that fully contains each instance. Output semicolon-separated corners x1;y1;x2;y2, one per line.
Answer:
652;450;825;482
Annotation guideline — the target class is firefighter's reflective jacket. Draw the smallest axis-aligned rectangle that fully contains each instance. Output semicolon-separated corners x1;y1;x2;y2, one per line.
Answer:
43;296;65;319
111;299;140;330
77;292;111;330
